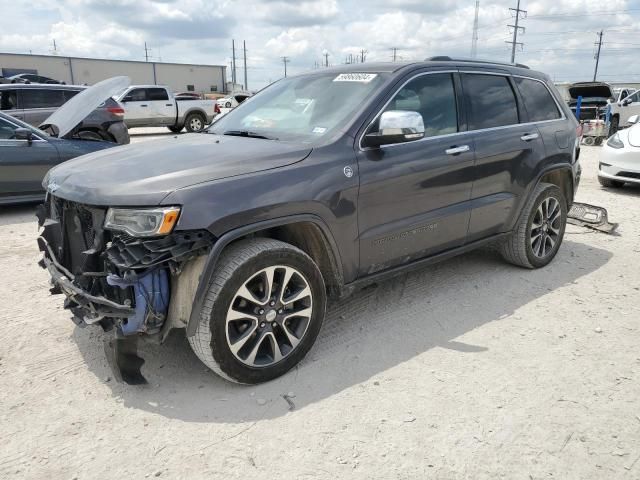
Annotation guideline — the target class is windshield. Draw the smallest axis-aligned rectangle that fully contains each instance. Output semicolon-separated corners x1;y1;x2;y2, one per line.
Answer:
208;72;388;144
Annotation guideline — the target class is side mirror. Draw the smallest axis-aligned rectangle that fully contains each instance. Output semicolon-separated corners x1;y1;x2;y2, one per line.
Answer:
14;128;33;144
622;98;632;106
627;115;639;125
363;110;425;148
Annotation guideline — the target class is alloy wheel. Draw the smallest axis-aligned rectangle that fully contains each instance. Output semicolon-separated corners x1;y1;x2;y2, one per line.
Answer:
225;265;313;367
530;196;562;259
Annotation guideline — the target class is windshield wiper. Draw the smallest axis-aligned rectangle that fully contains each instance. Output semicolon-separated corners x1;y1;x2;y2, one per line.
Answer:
223;130;276;140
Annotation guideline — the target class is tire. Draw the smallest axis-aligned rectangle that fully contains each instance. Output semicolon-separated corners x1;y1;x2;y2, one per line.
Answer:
594;137;603;146
188;238;327;384
76;129;103;141
583;136;595;146
225;101;232;108
609;115;620;137
168;126;182;133
499;182;567;269
598;176;625;188
184;112;206;133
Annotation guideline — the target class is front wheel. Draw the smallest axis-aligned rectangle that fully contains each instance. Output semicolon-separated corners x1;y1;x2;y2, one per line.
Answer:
188;238;327;384
499;182;567;269
168;126;182;133
184;113;206;133
609;116;620;137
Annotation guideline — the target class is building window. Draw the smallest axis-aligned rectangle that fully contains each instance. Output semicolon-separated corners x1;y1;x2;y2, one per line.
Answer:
210;85;217;92
186;85;195;92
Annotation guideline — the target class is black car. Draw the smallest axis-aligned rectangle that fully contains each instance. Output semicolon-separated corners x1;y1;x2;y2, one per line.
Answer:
7;73;64;84
38;58;581;385
0;84;129;144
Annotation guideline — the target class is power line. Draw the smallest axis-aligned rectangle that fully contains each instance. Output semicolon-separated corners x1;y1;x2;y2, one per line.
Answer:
471;0;480;58
593;30;604;81
506;0;526;63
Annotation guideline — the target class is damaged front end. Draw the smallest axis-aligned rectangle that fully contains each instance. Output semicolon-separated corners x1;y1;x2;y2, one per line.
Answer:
36;196;213;384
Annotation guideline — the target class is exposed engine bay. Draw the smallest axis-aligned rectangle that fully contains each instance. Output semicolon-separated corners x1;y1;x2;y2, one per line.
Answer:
36;195;213;384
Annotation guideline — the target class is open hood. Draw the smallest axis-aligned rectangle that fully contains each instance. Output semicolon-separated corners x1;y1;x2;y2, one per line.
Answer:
568;82;613;100
40;76;130;138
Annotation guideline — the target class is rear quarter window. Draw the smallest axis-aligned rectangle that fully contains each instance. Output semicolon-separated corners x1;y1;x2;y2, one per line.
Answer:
462;74;519;130
514;77;562;122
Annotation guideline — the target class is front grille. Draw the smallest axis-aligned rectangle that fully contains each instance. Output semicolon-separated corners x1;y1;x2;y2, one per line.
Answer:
47;196;105;275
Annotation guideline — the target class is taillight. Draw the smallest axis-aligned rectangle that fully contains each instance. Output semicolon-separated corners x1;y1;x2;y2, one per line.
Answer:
214;103;221;114
576;123;583;138
107;106;125;117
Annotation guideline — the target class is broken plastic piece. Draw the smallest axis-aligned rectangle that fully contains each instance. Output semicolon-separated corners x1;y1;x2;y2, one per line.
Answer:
567;202;618;234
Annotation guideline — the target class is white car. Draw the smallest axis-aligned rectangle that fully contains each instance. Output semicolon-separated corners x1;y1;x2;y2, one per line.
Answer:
216;92;252;109
599;114;640;188
608;89;640;133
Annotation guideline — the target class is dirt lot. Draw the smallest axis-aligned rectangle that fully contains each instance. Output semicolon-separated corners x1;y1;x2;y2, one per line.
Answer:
1;145;639;479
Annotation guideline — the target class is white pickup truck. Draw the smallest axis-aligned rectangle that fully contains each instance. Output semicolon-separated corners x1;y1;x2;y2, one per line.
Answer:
114;85;217;133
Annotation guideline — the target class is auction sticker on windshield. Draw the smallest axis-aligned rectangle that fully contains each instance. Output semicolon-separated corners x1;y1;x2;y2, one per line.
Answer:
333;73;378;83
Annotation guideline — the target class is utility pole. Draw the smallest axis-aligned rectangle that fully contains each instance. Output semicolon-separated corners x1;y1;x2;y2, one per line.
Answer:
281;56;290;77
360;49;368;63
231;39;237;86
323;51;330;67
52;39;58;55
243;40;248;90
471;0;480;58
506;0;526;64
593;30;604;81
144;42;149;62
391;47;398;62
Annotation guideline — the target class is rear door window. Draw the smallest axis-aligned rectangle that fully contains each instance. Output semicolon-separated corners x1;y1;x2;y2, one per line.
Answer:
514;77;562;122
20;89;66;109
462;74;519;130
63;90;80;102
148;88;169;101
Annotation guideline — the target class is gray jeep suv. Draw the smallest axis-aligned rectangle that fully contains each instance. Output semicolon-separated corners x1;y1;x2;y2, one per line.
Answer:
37;57;581;385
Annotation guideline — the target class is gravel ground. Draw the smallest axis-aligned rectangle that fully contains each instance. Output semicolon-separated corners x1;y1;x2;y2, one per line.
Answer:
1;145;639;479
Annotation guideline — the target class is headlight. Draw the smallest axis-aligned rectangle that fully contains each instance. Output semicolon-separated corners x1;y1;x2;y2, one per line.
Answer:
607;133;624;149
104;207;180;237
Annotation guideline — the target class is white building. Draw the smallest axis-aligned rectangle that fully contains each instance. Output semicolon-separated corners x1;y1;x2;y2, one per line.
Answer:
0;52;227;94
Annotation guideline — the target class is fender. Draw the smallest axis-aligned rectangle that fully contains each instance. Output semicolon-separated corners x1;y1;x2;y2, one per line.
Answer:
512;162;576;229
185;214;343;337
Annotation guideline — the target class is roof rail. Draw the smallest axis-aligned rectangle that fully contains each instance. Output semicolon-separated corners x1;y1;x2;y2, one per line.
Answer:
425;56;530;70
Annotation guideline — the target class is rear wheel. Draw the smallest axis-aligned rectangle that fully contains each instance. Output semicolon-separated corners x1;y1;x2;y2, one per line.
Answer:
188;238;327;384
184;113;206;133
500;182;567;269
598;176;625;188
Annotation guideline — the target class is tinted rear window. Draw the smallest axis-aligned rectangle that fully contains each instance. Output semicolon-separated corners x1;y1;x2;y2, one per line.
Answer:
515;78;561;122
20;89;66;109
148;88;169;101
462;74;519;130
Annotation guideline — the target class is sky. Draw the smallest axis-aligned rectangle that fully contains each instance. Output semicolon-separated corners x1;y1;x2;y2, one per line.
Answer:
1;0;640;89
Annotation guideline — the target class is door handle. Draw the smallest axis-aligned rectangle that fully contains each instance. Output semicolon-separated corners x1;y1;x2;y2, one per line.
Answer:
445;145;470;155
140;104;148;107
521;133;540;141
165;104;173;106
